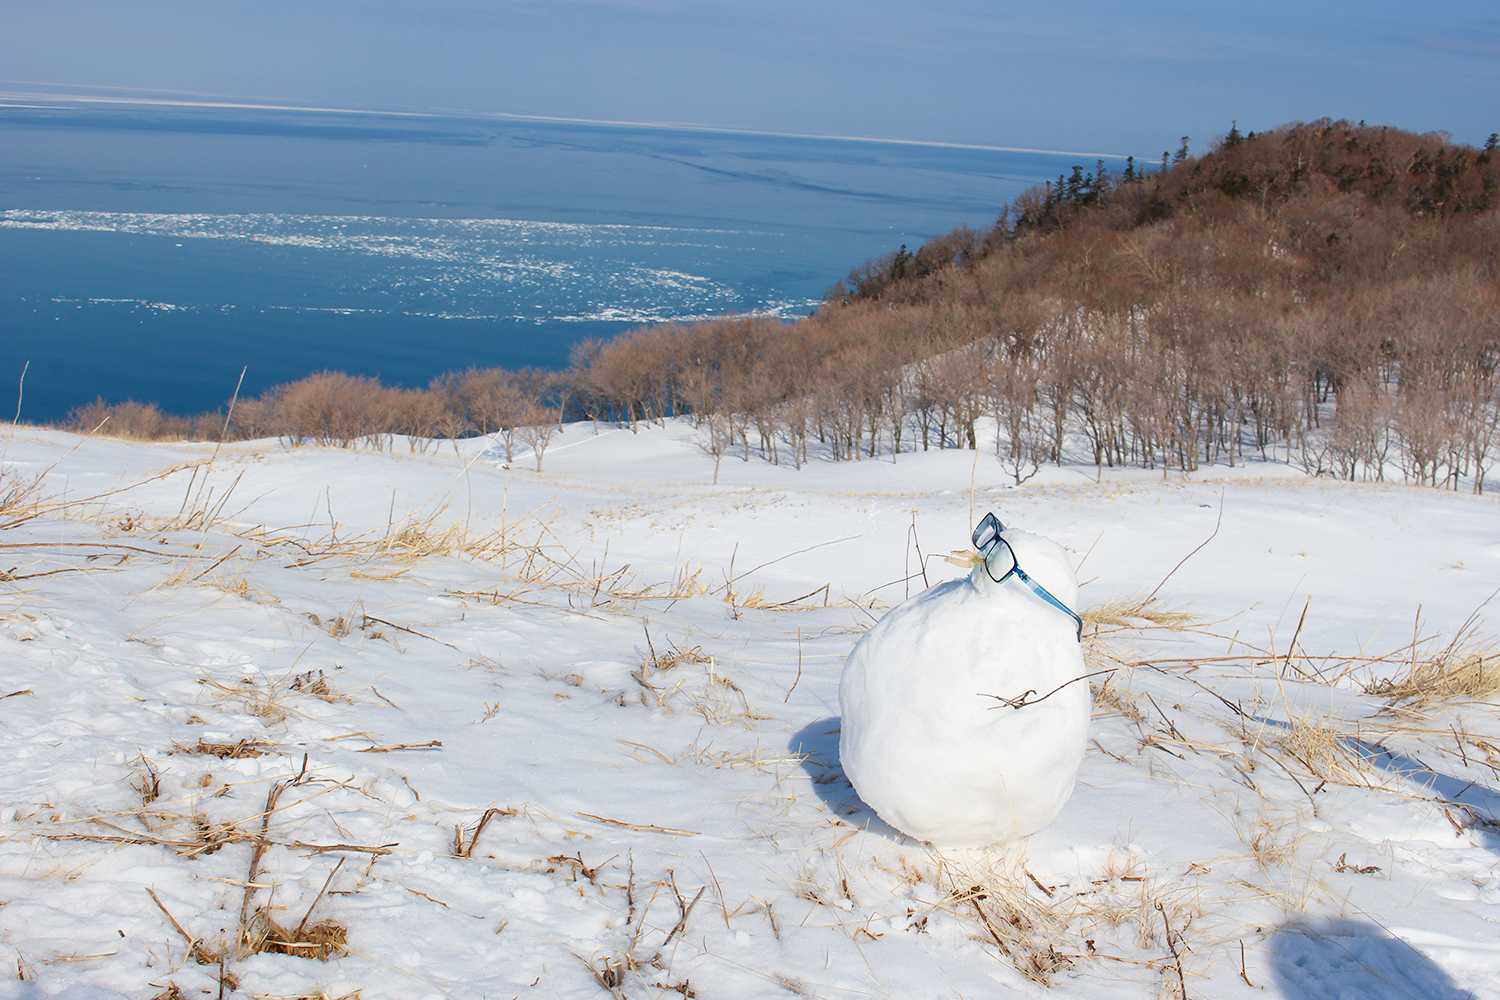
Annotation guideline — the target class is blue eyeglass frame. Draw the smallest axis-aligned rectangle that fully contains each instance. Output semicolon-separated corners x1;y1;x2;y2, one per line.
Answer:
972;512;1084;641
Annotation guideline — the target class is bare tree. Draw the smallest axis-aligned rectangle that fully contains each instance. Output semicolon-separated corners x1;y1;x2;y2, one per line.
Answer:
515;405;561;472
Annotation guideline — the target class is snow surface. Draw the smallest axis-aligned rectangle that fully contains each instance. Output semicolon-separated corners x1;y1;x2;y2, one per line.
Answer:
839;530;1088;847
1;418;1499;1000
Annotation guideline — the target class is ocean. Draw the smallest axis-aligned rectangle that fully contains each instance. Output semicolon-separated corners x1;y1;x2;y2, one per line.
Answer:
1;101;1095;421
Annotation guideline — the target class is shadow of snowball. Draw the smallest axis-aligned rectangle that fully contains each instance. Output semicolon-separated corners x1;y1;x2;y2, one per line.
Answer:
788;717;905;841
1267;917;1475;1000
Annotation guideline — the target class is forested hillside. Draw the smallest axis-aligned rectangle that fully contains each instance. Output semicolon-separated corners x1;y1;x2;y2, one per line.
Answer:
63;120;1500;489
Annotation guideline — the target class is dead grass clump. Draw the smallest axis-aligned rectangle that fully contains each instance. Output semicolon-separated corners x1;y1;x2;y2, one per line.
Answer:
171;737;274;758
929;863;1073;985
150;984;187;1000
689;667;772;727
1091;673;1145;721
651;642;708;672
200;674;297;724
1365;633;1500;707
1242;811;1297;871
375;516;506;563
632;626;711;708
898;846;1204;993
291;669;349;703
1075;850;1170;950
243;908;349;961
668;564;708;598
305;611;357;638
1083;594;1198;634
216;576;250;599
580;953;631;999
202;667;348;723
132;758;162;805
729;585;770;610
0;466;48;525
772;973;812;997
183;815;238;858
954;881;1074;983
673;741;799;773
240;680;292;723
1275;717;1373;786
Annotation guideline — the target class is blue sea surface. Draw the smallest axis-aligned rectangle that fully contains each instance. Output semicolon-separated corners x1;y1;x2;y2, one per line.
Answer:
1;103;1089;420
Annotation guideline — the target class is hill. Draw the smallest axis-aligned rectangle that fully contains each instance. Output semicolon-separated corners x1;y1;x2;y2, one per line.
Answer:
60;120;1500;499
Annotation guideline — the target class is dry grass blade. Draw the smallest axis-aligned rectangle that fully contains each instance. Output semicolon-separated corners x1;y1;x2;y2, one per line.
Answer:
362;614;458;649
579;953;628;999
295;858;344;937
575;812;699;836
238;783;284;953
145;887;220;965
662;882;706;948
285;840;398;855
454;806;518;858
44;828;391;857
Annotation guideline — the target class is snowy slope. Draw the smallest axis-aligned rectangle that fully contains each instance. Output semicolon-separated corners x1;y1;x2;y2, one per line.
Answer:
1;419;1498;1000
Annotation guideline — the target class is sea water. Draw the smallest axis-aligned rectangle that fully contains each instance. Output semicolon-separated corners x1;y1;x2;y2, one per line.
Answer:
1;103;1092;420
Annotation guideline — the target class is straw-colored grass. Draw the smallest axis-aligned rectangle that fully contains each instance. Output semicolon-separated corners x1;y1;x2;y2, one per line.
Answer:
1083;593;1200;634
808;840;1200;992
198;666;349;723
689;666;772;726
1274;716;1376;787
241;909;349;961
1365;628;1500;706
170;737;275;758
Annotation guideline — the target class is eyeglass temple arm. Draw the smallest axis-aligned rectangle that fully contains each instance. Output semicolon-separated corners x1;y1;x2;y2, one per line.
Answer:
1011;566;1085;641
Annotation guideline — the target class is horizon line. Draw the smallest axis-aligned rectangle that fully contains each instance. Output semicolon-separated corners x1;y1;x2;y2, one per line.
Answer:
0;81;1136;162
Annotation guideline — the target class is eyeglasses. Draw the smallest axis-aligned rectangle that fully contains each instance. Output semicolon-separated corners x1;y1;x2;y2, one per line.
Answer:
972;512;1083;641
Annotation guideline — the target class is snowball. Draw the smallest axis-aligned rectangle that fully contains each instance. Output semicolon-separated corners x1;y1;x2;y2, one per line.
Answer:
839;526;1088;847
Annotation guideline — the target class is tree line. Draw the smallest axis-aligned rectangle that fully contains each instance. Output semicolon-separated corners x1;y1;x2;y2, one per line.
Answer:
58;119;1500;489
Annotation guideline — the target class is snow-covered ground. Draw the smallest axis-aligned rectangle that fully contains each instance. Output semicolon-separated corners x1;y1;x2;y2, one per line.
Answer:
1;418;1498;1000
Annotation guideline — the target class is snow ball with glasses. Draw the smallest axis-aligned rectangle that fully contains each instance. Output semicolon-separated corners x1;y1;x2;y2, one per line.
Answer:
839;512;1088;847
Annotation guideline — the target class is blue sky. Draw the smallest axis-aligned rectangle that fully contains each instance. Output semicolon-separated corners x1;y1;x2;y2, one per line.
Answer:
2;0;1497;156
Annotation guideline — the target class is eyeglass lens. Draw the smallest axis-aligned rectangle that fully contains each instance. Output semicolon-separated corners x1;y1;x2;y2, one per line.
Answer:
972;512;1002;554
984;538;1017;582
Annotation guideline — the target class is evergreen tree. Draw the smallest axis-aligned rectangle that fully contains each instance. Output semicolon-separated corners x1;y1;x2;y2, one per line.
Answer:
1065;165;1085;204
1092;159;1111;202
890;244;911;281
